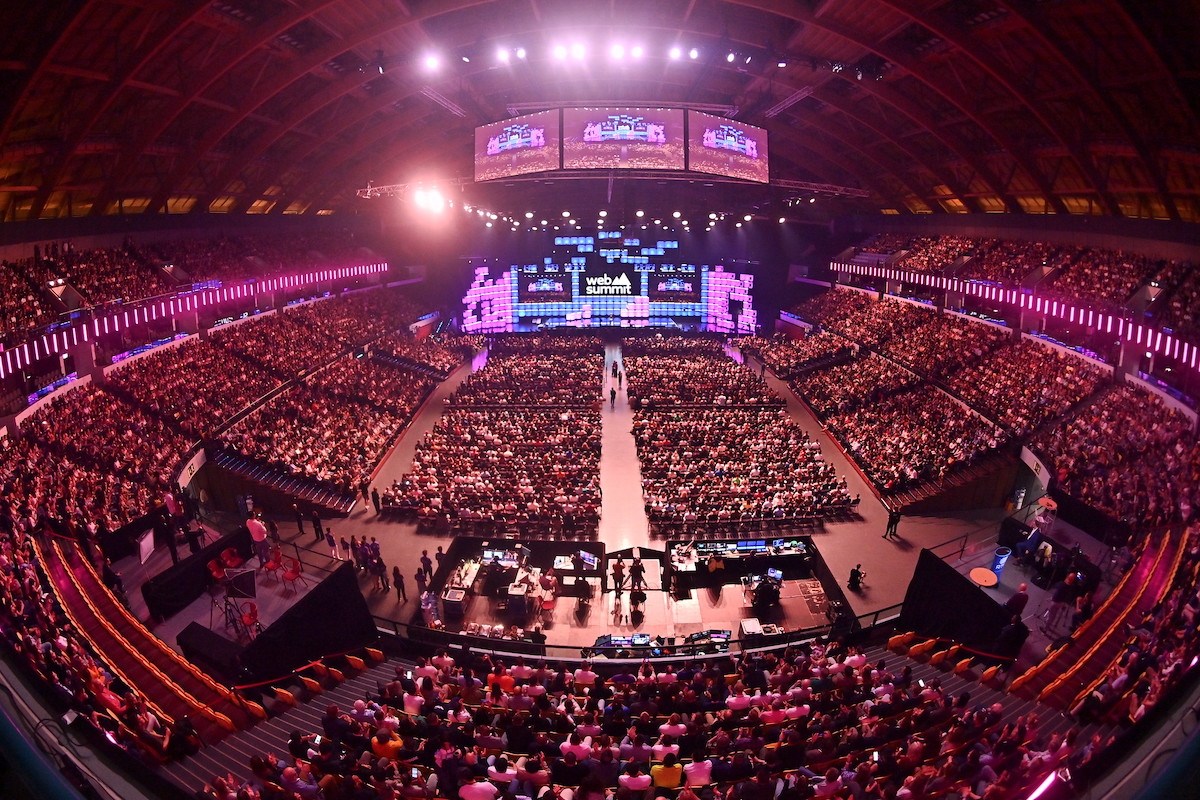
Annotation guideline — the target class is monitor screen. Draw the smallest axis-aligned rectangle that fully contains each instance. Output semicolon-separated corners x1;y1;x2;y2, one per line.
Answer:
475;110;561;181
563;107;685;170
578;550;599;569
687;110;769;183
767;567;783;581
632;633;652;646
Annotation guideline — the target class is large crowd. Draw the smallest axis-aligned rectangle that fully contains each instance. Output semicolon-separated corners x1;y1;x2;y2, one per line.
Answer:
820;300;933;350
0;258;59;338
894;236;978;273
789;356;921;419
1159;263;1200;344
825;387;1009;494
945;340;1109;437
375;334;483;376
874;315;1010;379
1032;384;1200;527
1042;249;1173;307
383;340;603;532
625;355;782;408
140;229;375;282
219;356;436;496
200;640;1103;800
957;240;1078;285
734;333;856;380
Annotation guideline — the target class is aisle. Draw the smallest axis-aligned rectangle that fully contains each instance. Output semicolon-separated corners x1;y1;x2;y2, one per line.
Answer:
597;343;651;552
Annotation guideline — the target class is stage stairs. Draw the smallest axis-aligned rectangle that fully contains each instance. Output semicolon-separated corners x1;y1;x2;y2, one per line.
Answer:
212;449;356;516
887;450;1019;515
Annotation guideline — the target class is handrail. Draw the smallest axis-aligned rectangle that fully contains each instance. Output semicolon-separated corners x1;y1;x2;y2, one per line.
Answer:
230;644;381;692
929;533;969;562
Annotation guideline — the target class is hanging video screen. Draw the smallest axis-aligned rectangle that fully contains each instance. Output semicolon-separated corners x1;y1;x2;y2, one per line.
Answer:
687;110;769;183
474;109;561;181
562;107;685;170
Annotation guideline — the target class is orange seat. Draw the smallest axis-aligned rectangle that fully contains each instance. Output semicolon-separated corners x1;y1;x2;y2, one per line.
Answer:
207;559;226;583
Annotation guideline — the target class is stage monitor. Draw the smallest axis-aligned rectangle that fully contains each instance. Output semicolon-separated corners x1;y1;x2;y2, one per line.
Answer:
767;567;783;581
563;107;685;170
648;264;701;303
578;550;599;569
474;110;561;181
687;110;769;183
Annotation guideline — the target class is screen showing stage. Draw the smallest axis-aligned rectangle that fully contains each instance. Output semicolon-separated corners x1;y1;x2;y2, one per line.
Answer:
562;107;685;170
687;110;769;183
474;110;561;181
461;229;757;333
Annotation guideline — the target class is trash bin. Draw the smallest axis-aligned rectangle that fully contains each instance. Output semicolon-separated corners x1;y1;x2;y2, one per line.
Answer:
992;546;1012;577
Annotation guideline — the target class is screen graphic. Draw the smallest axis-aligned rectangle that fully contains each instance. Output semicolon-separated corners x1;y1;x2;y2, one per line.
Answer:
474;110;561;181
562;107;685;170
687;110;769;183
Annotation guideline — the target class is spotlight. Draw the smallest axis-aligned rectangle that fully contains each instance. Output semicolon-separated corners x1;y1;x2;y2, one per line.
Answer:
461;55;470;63
672;211;681;218
540;219;548;225
485;221;492;227
810;197;816;203
516;47;526;59
561;210;570;217
653;219;661;225
669;46;682;60
553;44;567;60
689;47;699;59
571;43;585;60
568;219;575;225
598;210;607;217
423;54;440;71
778;217;785;223
635;210;644;217
744;55;752;64
525;211;533;218
610;44;625;60
743;214;752;221
777;59;787;68
726;52;736;63
709;212;717;219
736;222;742;228
497;48;510;63
631;45;644;59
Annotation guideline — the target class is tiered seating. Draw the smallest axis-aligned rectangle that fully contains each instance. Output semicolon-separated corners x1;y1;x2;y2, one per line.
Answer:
945;340;1109;436
0;258;57;337
957;239;1077;285
824;386;1009;494
1158;262;1200;344
43;245;176;305
734;332;856;379
1044;248;1172;307
822;298;933;348
874;313;1010;378
1031;384;1200;527
137;229;377;281
789;354;921;418
372;333;479;378
788;288;873;328
894;235;977;273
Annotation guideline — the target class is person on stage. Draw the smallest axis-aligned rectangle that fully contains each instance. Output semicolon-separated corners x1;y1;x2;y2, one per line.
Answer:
847;564;865;592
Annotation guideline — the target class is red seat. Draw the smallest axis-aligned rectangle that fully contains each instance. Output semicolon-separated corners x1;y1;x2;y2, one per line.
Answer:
207;559;226;583
262;546;283;581
281;557;308;595
220;547;245;569
239;601;262;639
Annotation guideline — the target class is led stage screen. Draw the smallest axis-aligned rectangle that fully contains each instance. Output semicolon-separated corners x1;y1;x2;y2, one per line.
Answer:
687;110;769;183
474;109;561;181
516;263;573;302
562;107;685;170
648;264;702;302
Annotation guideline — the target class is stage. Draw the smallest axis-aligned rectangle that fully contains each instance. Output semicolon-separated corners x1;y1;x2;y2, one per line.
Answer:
398;536;850;657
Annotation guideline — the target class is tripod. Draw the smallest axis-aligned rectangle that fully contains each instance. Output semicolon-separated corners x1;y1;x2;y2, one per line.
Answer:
208;592;232;629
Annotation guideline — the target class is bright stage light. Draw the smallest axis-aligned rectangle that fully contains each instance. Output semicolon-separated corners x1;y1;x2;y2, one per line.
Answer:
571;43;586;60
635;210;644;217
516;47;526;59
631;45;644;59
672;210;681;218
423;54;440;71
726;52;736;63
598;210;607;217
610;44;625;60
561;210;570;217
708;212;717;219
540;219;548;225
735;222;742;228
553;44;567;60
689;48;699;59
525;211;533;218
669;46;682;60
779;217;786;223
497;48;510;63
743;214;752;221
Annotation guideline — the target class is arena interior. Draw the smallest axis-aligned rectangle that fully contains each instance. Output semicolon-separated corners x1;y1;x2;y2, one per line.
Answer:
0;2;1199;800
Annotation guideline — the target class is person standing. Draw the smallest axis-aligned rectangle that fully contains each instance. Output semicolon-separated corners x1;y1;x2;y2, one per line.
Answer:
247;512;269;568
325;528;338;559
883;509;901;539
350;536;362;570
340;536;351;562
435;545;446;571
394;567;406;601
612;361;619;378
309;509;323;543
371;487;382;514
611;557;625;592
610;387;617;410
415;567;428;597
617;370;623;390
420;550;434;580
629;557;646;591
1004;583;1030;617
293;503;305;534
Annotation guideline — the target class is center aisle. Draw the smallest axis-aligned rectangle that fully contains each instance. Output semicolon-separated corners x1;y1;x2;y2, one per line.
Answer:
597;343;651;553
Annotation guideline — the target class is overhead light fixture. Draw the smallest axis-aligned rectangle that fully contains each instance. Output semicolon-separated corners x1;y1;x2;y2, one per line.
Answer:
810;197;816;203
525;211;533;218
561;210;570;217
631;45;644;59
598;210;607;217
540;219;548;225
743;214;752;221
669;46;682;60
610;44;625;60
635;210;644;217
689;47;699;59
778;217;785;223
461;55;471;63
516;47;527;59
744;55;752;64
708;212;717;219
726;52;736;63
497;48;510;63
423;54;440;71
777;59;787;68
736;222;742;228
553;44;567;60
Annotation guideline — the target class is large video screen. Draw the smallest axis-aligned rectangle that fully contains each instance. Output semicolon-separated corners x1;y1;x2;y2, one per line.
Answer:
562;107;685;170
687;110;769;183
474;110;561;181
516;263;572;302
648;264;702;302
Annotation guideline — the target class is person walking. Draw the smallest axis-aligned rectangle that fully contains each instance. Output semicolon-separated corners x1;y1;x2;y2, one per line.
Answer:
394;567;406;601
611;557;625;592
610;387;617;410
371;487;382;514
617;370;623;390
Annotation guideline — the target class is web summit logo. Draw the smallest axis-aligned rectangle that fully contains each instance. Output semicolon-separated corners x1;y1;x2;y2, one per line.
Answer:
584;273;633;296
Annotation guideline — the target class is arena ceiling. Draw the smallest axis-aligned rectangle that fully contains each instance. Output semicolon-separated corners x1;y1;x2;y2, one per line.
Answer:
0;0;1197;222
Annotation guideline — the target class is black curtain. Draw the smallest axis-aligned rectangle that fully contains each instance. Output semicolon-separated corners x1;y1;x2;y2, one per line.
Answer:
897;549;1011;653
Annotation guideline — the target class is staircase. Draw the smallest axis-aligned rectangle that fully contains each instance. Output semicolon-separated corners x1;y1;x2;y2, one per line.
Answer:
162;655;399;795
212;449;356;516
888;451;1020;514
